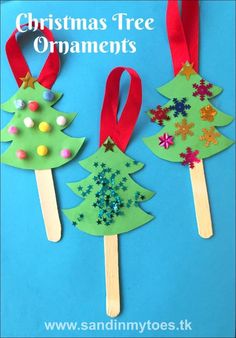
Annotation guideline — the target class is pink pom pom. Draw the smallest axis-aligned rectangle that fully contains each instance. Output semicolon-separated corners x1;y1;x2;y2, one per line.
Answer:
8;126;18;134
60;149;71;158
16;150;27;159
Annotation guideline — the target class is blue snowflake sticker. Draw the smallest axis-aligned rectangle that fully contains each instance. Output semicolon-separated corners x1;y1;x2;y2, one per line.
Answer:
169;98;191;117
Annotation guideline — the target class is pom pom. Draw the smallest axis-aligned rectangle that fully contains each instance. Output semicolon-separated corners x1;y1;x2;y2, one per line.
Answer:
43;90;55;101
56;116;67;126
37;145;48;156
14;99;25;110
28;101;39;112
16;149;27;159
24;117;34;128
39;122;51;132
60;149;72;158
8;126;19;134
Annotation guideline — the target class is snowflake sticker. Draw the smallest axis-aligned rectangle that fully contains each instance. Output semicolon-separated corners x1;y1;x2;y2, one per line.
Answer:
180;147;201;169
199;127;221;147
193;79;213;101
200;105;217;121
169;98;191;117
175;118;194;140
159;133;174;149
149;105;170;125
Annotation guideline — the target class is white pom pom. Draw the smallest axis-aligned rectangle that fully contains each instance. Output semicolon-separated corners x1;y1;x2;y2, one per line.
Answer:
56;116;67;126
24;117;34;128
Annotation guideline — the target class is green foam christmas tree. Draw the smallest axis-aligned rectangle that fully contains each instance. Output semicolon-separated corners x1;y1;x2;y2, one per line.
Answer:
1;73;84;170
63;138;154;236
143;62;233;167
1;72;85;242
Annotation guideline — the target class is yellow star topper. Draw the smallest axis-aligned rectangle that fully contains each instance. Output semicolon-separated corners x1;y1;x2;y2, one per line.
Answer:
103;139;115;152
180;62;197;80
20;72;37;89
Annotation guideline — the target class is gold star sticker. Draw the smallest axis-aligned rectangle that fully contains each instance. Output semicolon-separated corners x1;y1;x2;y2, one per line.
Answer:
180;62;197;80
20;72;37;89
103;139;115;152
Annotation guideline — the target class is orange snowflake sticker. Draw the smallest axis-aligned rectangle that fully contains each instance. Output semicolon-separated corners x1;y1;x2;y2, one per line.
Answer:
175;118;194;140
200;105;217;122
199;127;221;147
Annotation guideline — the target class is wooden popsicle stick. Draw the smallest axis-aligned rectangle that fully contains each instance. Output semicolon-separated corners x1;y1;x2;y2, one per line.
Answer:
189;160;213;239
35;169;62;242
104;235;120;317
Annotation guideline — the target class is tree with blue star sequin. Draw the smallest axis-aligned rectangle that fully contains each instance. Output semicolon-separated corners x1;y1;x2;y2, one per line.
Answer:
63;138;154;236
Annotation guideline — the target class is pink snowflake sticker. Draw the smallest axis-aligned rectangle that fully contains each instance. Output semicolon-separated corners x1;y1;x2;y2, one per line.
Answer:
159;133;174;149
193;79;213;101
180;147;201;169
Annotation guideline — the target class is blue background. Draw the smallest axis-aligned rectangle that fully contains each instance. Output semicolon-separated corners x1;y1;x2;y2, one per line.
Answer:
1;1;235;337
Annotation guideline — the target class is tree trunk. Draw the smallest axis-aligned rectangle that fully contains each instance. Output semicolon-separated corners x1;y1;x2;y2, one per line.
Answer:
189;160;213;238
35;169;61;242
104;235;120;317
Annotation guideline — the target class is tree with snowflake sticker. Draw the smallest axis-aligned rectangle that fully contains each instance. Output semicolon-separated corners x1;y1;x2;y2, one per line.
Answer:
144;62;233;238
63;137;154;236
144;63;233;164
1;73;84;241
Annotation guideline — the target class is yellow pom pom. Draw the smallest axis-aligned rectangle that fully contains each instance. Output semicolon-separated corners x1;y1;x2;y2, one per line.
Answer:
37;145;48;156
39;122;51;132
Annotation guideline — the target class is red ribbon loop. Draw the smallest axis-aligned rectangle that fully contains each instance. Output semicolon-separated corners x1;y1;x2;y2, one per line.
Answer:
100;67;142;152
6;22;60;89
167;0;199;75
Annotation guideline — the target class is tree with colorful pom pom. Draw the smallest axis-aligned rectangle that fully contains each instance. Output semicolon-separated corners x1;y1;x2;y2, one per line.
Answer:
1;78;83;170
1;25;84;242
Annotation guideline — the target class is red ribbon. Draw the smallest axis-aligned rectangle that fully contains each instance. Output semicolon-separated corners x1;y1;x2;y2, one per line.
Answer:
6;22;60;89
100;67;142;152
167;0;199;75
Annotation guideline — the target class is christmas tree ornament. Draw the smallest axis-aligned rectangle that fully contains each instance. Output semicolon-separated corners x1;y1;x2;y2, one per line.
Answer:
64;67;154;316
143;0;233;238
1;23;84;242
